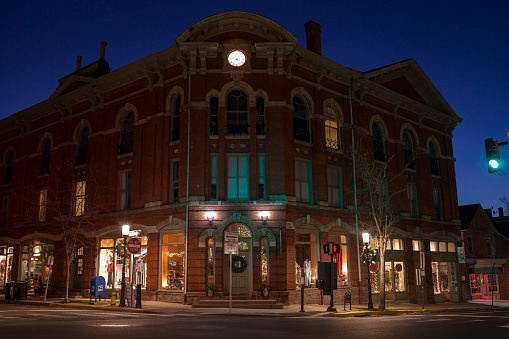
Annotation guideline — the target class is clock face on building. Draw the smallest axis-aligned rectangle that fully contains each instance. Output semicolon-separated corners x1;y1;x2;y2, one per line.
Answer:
228;50;246;67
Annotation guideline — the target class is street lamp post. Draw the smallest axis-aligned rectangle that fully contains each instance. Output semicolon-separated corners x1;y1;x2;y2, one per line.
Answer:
119;224;129;307
362;231;374;310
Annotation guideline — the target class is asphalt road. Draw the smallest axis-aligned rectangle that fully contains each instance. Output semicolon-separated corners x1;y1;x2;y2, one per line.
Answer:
0;304;508;338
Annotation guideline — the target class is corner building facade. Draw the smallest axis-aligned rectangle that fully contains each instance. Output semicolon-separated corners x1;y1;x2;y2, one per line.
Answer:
0;12;464;305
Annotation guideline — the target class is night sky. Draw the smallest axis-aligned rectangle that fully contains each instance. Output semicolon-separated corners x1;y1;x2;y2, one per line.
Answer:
1;1;508;214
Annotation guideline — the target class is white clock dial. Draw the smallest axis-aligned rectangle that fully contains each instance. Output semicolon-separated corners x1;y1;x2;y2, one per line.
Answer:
228;50;246;67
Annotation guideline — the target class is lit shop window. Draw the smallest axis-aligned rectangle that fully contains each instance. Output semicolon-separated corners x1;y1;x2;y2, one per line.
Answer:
295;232;318;288
329;235;348;286
161;233;185;290
371;261;405;293
432;262;458;294
260;237;269;284
206;238;215;286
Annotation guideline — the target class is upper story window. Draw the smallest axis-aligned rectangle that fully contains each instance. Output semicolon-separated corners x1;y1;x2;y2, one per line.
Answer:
324;107;339;150
76;127;89;166
403;133;415;170
38;189;47;221
433;188;443;221
372;123;385;161
227;90;248;135
171;96;181;141
256;98;265;136
119;112;134;155
119;170;132;210
327;166;342;208
295;160;312;203
171;161;179;203
40;140;51;175
293;97;310;143
209;97;219;136
4;152;13;184
227;155;249;199
429;142;440;176
75;180;86;216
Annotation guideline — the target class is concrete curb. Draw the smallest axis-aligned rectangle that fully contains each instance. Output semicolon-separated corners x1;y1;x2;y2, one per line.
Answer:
330;306;500;318
48;303;119;311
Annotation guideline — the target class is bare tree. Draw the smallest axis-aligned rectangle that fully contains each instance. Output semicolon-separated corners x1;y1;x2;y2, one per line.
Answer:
351;138;414;310
500;196;509;215
19;159;105;302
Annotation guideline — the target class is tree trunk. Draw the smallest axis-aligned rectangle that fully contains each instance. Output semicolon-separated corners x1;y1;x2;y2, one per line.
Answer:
378;252;386;310
65;254;70;303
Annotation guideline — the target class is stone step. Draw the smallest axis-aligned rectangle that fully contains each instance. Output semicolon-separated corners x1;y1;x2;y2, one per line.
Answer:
192;299;284;309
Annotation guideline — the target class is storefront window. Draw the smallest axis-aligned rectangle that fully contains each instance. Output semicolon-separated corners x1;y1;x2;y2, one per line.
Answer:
161;233;185;290
295;232;318;288
20;241;53;290
260;237;269;284
98;236;148;288
370;260;406;293
329;235;348;286
0;246;14;290
432;261;457;294
206;238;215;286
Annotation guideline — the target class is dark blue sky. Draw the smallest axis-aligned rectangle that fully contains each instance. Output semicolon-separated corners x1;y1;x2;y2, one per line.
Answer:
1;1;508;214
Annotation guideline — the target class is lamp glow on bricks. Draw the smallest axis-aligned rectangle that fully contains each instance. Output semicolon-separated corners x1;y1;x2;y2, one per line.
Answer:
259;211;269;226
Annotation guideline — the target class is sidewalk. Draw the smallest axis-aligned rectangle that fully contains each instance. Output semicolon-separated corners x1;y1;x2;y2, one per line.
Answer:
1;295;506;317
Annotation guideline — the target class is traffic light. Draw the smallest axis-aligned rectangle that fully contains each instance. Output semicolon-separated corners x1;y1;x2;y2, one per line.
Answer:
323;243;330;254
485;138;501;173
331;243;340;254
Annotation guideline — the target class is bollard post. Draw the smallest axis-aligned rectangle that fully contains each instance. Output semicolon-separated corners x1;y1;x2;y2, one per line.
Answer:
136;284;142;308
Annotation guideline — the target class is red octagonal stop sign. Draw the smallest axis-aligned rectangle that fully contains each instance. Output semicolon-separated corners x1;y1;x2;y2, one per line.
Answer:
127;237;141;254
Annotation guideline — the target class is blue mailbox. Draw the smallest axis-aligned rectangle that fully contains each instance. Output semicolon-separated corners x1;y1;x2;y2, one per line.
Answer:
90;276;106;303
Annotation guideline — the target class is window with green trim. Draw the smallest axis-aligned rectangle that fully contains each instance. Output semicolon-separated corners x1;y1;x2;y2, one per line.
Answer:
227;156;249;200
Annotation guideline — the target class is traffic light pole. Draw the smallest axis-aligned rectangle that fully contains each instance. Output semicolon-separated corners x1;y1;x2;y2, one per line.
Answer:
326;253;336;312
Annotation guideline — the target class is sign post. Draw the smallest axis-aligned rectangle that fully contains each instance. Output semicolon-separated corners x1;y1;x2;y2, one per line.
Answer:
224;231;238;315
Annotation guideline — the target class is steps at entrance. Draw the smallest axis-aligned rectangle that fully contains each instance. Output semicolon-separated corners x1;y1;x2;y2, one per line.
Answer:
192;299;284;309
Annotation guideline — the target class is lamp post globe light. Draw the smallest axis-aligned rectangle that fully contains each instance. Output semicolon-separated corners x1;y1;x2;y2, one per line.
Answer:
362;230;374;310
120;224;129;307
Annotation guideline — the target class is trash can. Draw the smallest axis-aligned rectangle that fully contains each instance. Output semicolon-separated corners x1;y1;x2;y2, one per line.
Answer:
16;282;28;300
5;282;14;300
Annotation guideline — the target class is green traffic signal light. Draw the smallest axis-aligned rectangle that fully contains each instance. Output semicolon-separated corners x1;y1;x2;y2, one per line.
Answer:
485;138;501;173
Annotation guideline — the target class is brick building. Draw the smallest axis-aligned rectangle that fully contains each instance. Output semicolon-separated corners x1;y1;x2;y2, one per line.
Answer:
460;204;509;300
0;11;464;305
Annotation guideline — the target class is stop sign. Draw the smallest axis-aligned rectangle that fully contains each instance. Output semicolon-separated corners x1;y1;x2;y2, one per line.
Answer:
127;238;141;254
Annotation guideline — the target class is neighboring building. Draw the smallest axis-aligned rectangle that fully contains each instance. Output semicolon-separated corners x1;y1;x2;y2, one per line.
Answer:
0;11;463;305
486;207;509;239
460;204;509;300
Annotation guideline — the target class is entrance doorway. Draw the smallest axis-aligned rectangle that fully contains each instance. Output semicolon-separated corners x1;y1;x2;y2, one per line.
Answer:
69;245;84;290
223;224;252;296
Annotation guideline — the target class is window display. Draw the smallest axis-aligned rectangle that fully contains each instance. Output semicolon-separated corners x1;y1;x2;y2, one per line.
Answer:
329;235;348;286
161;233;185;290
295;233;317;288
0;246;13;290
20;241;53;290
432;261;457;294
98;236;148;288
370;260;406;293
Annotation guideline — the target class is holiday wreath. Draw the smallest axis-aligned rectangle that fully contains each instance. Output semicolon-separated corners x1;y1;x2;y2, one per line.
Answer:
232;255;247;274
115;239;129;259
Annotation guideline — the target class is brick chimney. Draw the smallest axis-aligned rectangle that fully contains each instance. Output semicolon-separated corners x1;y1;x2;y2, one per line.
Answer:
304;21;321;55
100;41;107;60
76;56;82;71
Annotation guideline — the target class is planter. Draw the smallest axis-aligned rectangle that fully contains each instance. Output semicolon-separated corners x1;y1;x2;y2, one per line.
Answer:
207;290;214;297
262;289;269;297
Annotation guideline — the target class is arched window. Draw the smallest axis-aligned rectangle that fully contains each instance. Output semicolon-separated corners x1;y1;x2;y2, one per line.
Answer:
119;112;134;155
293;97;310;142
227;90;248;135
324;107;339;149
256;97;265;135
209;97;219;136
171;96;181;141
429;142;440;176
372;123;385;161
403;133;415;169
4;152;13;184
260;237;269;285
40;140;51;175
206;238;215;287
76;127;89;166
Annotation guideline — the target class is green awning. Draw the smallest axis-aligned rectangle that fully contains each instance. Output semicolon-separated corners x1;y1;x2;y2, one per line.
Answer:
468;267;503;274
